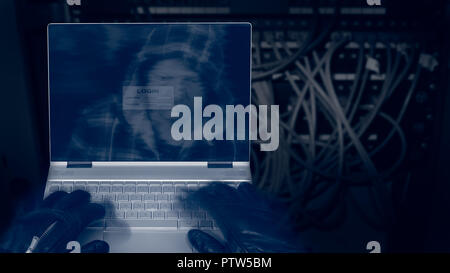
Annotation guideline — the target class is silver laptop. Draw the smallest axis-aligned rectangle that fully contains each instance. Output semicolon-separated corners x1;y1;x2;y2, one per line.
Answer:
44;23;252;253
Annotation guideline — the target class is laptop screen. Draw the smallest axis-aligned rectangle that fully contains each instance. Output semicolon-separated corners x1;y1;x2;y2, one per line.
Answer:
48;23;251;162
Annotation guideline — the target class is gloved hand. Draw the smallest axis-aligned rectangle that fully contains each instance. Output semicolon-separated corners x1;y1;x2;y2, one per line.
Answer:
186;182;308;253
0;190;109;253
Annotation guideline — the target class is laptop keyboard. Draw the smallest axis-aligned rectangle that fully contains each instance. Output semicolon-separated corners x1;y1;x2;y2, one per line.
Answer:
45;181;227;230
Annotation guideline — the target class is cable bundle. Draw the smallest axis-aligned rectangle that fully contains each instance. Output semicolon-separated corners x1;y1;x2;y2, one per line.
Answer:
251;31;423;230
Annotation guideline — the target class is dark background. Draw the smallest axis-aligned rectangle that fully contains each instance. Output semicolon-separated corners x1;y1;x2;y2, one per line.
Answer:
0;0;449;252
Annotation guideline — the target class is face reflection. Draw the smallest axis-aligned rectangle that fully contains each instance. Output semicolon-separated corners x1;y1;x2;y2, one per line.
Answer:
123;58;204;157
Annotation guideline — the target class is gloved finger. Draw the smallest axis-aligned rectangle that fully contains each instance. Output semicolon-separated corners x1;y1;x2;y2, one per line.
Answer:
189;183;244;229
81;240;109;253
68;202;106;230
237;183;267;205
41;191;69;209
188;229;228;253
52;190;91;211
236;182;256;194
32;203;105;252
237;183;291;227
188;183;268;237
238;182;290;210
188;183;240;212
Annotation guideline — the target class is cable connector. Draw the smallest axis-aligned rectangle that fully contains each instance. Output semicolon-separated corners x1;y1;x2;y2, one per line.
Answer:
419;53;439;71
365;55;380;74
25;236;40;253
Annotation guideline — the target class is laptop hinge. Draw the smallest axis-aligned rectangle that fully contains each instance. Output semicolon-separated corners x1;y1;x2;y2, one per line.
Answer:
207;162;233;168
67;161;92;168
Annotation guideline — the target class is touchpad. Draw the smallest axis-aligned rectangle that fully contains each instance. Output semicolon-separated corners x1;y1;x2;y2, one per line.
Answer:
103;231;193;253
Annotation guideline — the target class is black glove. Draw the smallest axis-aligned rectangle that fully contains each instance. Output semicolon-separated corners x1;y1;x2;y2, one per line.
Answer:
0;190;109;253
186;182;309;253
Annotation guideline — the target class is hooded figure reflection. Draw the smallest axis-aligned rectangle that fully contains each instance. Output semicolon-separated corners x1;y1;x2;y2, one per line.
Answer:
66;25;229;161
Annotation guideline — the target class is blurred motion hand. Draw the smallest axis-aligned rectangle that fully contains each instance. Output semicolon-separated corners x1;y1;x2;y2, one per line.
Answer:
0;190;108;253
186;182;307;253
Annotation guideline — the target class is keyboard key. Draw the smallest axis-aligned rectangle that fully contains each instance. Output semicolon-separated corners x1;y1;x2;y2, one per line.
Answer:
157;194;169;201
99;186;110;193
169;194;179;201
150;186;162;193
165;211;178;219
159;203;171;210
145;202;158;210
132;202;144;210
130;194;142;201
192;211;206;219
48;186;59;194
117;194;128;201
111;186;123;193
175;186;187;193
124;186;136;193
126;211;138;219
163;185;174;193
179;211;191;219
153;211;165;219
60;185;72;192
137;185;149;193
111;202;120;210
178;220;198;228
199;220;213;229
119;202;132;210
102;194;115;202
179;192;188;200
138;211;152;219
73;185;86;191
86;186;98;193
91;194;103;203
143;194;155;201
109;211;125;219
106;220;177;229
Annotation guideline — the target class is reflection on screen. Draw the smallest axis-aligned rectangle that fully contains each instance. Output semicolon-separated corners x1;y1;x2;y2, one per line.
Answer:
48;23;250;161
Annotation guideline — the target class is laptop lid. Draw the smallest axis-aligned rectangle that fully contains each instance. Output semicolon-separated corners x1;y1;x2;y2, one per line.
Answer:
47;23;251;163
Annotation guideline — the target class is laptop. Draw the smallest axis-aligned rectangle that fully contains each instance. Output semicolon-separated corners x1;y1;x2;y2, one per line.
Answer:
45;23;252;253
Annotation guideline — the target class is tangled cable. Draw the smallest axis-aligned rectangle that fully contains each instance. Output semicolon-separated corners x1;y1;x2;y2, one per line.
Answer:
251;30;423;231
